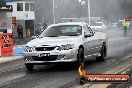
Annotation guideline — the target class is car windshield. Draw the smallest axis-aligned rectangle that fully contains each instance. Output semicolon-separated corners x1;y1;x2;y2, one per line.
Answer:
91;22;103;26
39;25;82;38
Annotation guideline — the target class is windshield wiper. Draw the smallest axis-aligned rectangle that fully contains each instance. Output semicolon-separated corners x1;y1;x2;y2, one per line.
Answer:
38;36;58;38
46;36;58;37
38;37;43;39
67;35;78;36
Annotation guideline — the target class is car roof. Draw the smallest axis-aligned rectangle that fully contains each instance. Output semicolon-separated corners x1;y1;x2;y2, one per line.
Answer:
49;22;87;27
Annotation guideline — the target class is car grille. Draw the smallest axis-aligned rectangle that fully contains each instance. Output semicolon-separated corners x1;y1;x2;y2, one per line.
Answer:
35;47;56;51
32;55;58;61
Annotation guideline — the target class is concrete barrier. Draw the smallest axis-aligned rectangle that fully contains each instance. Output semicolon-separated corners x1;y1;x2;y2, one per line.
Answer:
13;47;24;56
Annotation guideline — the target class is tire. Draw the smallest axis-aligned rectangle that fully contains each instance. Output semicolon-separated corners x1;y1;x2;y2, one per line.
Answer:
75;48;85;68
25;64;34;71
96;43;107;61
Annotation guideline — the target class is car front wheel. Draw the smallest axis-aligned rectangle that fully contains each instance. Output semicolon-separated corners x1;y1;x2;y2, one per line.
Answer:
75;48;85;68
25;64;34;71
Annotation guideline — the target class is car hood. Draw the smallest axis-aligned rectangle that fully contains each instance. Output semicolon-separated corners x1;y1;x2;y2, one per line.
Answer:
26;36;79;47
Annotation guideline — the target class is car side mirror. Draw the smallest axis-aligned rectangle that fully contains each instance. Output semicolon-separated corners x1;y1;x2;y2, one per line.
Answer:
84;33;93;38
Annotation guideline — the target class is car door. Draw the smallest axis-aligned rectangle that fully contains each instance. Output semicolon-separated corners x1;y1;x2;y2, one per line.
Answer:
83;25;93;58
87;26;101;55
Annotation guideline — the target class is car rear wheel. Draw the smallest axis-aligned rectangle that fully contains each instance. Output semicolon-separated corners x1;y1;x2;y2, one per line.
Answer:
25;64;34;71
96;43;107;61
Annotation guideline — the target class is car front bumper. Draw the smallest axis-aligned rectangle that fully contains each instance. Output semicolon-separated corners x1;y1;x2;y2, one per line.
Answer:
24;49;78;64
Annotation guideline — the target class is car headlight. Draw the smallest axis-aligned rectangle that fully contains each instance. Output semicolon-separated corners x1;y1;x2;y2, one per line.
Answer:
57;44;74;51
25;46;35;52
